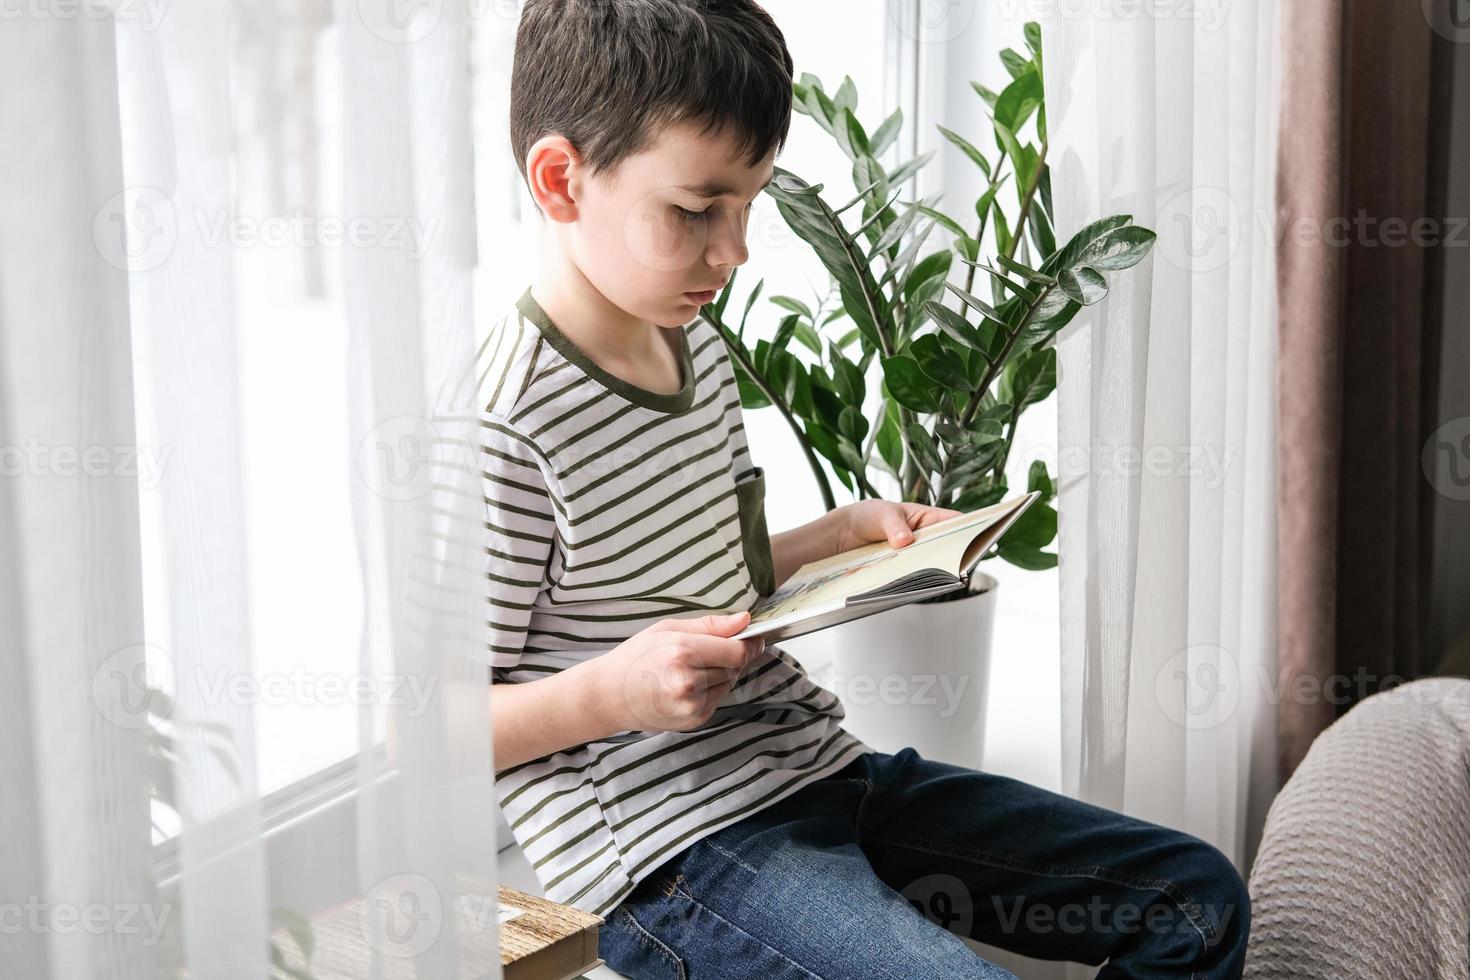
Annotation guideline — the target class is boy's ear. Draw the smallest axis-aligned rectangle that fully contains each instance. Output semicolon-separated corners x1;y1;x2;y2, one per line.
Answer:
526;133;582;223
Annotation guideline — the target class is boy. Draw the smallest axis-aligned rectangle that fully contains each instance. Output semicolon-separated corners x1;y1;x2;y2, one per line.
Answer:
485;1;1250;976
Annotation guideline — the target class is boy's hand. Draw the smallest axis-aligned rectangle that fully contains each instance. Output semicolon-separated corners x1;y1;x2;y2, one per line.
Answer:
594;610;764;733
832;499;965;554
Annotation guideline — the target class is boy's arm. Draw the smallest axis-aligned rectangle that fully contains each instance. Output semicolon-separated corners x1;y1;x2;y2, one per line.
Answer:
491;660;623;773
769;508;844;591
768;499;968;591
480;416;623;773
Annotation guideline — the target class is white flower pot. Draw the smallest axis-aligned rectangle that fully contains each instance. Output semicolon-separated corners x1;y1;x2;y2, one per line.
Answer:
783;572;999;771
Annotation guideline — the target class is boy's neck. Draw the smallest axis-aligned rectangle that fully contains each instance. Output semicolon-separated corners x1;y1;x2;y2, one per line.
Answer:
529;264;673;365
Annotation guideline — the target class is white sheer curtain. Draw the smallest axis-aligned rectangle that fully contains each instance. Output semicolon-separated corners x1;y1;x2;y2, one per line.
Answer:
1;5;497;978
1039;0;1282;881
0;16;156;979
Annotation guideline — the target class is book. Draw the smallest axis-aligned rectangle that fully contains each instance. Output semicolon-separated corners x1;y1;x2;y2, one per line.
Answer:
495;886;604;980
270;875;604;980
733;490;1043;644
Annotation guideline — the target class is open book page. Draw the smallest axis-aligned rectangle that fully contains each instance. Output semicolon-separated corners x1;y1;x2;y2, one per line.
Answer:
744;495;1028;630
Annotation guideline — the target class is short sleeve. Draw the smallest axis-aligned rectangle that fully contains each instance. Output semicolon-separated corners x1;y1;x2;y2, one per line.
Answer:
482;413;557;679
708;324;760;487
706;322;775;595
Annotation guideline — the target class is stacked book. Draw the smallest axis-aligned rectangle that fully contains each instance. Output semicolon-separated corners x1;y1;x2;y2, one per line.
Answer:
271;874;604;980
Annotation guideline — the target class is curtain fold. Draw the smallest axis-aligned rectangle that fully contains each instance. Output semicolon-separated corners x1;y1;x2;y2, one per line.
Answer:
116;4;270;972
2;4;497;976
337;0;499;968
1041;0;1282;885
1275;0;1450;781
0;16;155;979
1272;0;1344;787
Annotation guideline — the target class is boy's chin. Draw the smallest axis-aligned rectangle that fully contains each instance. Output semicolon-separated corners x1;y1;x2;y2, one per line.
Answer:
652;300;701;328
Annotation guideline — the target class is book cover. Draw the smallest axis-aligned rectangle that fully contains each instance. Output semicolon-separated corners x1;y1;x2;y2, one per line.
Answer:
734;490;1042;643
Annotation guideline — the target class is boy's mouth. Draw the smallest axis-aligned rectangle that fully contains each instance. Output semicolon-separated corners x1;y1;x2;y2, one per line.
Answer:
683;289;719;305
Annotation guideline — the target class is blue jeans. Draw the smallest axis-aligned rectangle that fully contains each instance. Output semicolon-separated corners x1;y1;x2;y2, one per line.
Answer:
599;747;1249;979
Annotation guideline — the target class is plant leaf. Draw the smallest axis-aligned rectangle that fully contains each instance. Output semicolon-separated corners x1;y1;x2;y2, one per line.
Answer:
876;402;904;474
992;118;1026;175
978;264;1038;303
911;334;970;390
739;278;765;339
999;47;1030;79
1010;347;1057;410
1057;266;1108;305
907;424;944;475
993;68;1043;134
270;907;317;963
923;300;991;356
1025;21;1043;62
871;108;903;157
998;544;1058;570
771;313;800;355
993;253;1055;285
972;174;1011;232
854;189;904;239
770;295;813;321
916;203;970;240
838;404;869;446
1027;459;1054;501
869;199;921;257
943;280;1002;322
881;356;940;413
1043;215;1134;275
878;216;937;290
841;108;871;159
831;350;866;405
834;178;883;216
887;151;936;187
1080;226;1158;271
801;86;836;135
1000;500;1057;550
937;125;991;178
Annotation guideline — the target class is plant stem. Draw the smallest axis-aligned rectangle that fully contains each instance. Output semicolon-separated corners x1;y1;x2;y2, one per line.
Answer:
930;280;1054;498
964;287;1048;430
994;406;1022;490
944;142;1051;497
704;312;839;512
1003;140;1048;265
816;195;931;505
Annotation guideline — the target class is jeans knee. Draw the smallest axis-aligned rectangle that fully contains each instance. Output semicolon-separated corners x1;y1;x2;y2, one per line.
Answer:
1181;839;1251;968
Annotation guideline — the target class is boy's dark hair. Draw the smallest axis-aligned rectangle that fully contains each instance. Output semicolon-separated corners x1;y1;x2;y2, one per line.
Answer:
510;0;794;186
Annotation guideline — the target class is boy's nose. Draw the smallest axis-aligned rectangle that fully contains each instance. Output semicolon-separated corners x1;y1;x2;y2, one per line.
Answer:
707;209;750;268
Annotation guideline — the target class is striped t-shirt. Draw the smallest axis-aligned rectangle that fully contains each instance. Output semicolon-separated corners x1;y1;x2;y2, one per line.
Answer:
480;286;870;917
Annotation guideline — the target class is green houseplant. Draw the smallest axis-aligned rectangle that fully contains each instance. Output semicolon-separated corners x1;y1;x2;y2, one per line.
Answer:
142;685;319;979
702;21;1156;573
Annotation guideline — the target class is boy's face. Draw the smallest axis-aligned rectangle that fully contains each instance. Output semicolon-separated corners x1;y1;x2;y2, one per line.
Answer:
545;120;776;328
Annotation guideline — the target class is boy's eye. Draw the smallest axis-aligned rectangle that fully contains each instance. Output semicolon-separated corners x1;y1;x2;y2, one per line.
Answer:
675;206;707;222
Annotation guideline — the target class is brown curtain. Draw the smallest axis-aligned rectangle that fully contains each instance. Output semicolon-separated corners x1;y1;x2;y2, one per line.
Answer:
1275;0;1451;783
